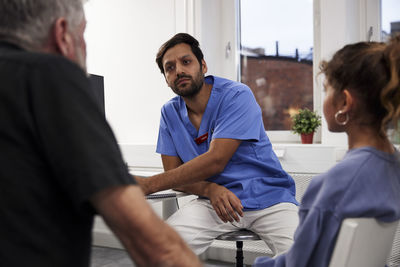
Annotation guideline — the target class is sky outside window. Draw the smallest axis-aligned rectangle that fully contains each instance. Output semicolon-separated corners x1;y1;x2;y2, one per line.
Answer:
240;0;313;58
381;0;400;40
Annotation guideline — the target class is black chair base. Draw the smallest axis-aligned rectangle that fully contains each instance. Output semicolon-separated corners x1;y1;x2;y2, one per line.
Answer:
216;229;261;267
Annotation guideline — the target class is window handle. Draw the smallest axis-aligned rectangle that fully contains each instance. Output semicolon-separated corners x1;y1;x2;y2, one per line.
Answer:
368;26;373;42
225;41;231;59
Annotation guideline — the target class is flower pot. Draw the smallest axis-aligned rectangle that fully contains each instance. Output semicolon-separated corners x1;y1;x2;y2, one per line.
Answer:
301;132;314;144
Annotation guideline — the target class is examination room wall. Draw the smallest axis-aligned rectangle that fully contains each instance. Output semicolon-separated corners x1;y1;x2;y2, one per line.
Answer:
84;0;178;145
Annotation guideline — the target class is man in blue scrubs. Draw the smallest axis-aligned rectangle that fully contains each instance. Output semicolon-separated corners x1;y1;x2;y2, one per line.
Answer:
136;33;299;256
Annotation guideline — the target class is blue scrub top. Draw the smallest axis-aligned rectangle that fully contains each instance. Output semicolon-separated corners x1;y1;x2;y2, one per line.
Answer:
157;75;297;210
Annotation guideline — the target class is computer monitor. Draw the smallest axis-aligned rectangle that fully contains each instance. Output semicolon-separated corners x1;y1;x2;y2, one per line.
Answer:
88;73;105;116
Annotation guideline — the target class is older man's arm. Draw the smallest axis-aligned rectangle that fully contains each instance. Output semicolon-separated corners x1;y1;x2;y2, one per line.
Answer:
90;184;201;267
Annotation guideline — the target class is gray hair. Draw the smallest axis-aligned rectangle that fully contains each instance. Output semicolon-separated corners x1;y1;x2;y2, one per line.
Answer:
0;0;85;50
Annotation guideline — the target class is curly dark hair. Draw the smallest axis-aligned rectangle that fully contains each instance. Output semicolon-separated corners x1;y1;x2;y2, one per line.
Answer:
320;35;400;135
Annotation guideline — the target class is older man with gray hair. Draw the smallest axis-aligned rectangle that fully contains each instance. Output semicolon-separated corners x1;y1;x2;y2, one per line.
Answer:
0;1;199;266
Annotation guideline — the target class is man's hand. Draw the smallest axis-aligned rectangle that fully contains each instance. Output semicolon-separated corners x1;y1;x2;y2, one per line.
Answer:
205;183;243;223
132;175;151;195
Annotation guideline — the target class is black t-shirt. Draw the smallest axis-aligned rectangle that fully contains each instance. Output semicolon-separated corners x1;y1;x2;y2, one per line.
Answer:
0;42;136;267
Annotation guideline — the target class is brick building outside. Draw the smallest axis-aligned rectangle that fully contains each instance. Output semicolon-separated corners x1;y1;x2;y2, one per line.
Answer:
241;55;313;130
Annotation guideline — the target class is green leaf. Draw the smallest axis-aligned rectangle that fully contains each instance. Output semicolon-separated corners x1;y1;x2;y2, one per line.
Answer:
291;108;322;134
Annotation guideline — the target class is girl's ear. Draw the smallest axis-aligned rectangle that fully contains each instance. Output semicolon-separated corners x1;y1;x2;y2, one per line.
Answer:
339;89;354;113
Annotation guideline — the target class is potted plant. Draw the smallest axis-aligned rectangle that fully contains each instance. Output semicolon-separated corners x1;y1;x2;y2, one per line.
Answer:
291;108;321;144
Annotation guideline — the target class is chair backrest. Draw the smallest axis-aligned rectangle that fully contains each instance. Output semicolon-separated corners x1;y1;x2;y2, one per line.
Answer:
329;218;399;267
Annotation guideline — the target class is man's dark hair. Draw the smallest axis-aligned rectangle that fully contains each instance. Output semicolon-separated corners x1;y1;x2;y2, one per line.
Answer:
156;33;204;74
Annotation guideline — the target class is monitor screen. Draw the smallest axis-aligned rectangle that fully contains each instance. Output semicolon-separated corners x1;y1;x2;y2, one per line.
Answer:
88;74;105;115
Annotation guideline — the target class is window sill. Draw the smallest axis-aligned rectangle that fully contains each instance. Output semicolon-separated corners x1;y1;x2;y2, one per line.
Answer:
120;143;348;174
271;143;348;173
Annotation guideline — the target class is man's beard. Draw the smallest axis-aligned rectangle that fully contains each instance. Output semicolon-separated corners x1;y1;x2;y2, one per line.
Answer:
171;70;204;98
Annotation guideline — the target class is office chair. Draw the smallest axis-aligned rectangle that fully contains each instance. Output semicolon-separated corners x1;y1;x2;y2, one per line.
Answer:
216;229;261;267
329;217;399;267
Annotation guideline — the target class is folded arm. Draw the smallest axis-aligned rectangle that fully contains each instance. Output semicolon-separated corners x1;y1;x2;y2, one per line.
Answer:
158;152;244;223
135;138;241;194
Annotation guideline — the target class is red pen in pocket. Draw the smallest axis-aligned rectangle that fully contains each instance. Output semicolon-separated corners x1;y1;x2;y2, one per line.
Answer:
194;132;208;145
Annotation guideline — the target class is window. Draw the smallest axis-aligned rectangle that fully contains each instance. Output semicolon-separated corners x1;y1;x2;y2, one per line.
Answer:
239;0;314;131
381;0;400;41
210;0;387;145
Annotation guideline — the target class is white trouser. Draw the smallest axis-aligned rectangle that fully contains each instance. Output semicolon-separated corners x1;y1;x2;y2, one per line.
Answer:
166;198;299;255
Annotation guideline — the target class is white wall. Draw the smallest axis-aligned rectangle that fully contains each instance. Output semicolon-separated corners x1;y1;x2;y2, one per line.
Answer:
318;0;380;146
84;0;178;145
84;0;239;148
318;0;355;146
196;0;238;81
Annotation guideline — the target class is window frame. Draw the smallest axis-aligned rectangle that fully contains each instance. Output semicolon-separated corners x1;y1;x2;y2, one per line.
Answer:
235;0;319;143
194;0;382;145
